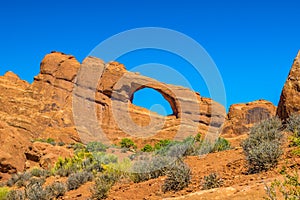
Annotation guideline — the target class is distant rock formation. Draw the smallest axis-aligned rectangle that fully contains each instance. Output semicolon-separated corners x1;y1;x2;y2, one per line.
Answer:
220;100;276;137
277;51;300;120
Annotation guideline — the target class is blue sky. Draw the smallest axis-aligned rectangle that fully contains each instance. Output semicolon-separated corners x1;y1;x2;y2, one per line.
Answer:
0;0;299;115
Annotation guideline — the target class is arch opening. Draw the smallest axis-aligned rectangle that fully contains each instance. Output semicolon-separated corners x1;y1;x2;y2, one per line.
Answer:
131;87;176;117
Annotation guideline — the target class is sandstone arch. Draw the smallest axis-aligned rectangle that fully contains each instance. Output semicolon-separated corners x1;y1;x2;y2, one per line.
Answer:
129;84;179;118
130;87;176;116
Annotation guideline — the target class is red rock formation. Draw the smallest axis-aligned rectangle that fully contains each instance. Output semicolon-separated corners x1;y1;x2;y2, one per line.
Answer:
277;51;300;120
0;52;226;175
221;100;276;137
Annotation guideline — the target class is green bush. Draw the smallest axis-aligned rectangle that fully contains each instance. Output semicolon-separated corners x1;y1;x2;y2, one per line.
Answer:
45;182;66;199
194;133;202;142
242;117;283;173
67;171;93;190
33;138;56;146
264;169;300;200
119;138;137;149
162;160;191;192
202;173;223;190
0;187;9;200
211;137;231;152
6;190;24;200
86;142;107;153
141;144;154;152
154;139;171;150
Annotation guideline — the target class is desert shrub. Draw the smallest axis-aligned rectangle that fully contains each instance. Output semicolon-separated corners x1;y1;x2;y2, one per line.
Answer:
57;141;65;146
46;138;56;146
67;171;93;190
211;137;231;152
6;190;24;200
30;168;49;178
131;159;152;183
119;138;137;149
131;155;171;183
6;174;18;187
53;157;78;177
92;172;117;200
25;178;47;200
155;141;181;156
53;151;100;176
195;139;213;155
93;152;118;165
141;144;154;152
44;182;66;199
286;113;300;149
53;151;122;177
194;133;202;142
162;160;191;192
291;148;300;156
103;158;131;180
287;113;300;137
242;117;283;173
71;143;86;153
290;136;300;147
120;148;128;153
202;173;223;190
33;138;56;146
161;136;231;157
0;187;9;200
7;172;32;188
86;141;107;153
154;139;172;150
264;169;300;200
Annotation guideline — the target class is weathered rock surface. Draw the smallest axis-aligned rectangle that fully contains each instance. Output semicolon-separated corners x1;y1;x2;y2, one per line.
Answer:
277;51;300;120
0;51;226;175
221;100;276;137
73;56;226;146
25;142;73;169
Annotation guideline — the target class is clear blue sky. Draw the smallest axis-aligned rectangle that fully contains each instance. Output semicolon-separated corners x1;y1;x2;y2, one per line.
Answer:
0;0;299;115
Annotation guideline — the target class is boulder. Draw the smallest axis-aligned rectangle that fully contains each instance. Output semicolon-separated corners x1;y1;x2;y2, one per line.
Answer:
221;100;276;137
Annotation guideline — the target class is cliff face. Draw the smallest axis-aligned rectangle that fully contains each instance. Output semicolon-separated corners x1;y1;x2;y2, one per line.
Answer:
277;51;300;120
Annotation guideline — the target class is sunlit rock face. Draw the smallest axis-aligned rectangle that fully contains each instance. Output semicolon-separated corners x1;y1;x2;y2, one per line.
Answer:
277;51;300;120
220;100;276;137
